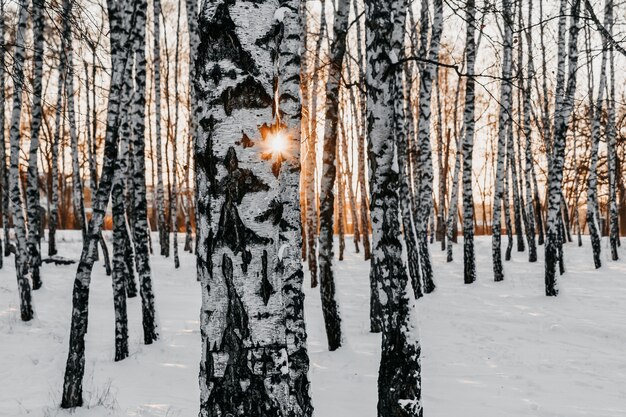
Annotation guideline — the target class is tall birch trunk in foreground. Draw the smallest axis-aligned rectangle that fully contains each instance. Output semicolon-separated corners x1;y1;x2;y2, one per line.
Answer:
196;0;310;414
366;0;423;415
8;0;34;322
544;0;580;296
318;0;350;352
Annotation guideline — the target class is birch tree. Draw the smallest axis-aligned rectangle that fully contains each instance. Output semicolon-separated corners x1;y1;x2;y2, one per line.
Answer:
522;0;537;262
153;0;169;257
49;21;67;258
62;0;138;406
492;0;514;282
544;0;581;296
318;0;350;351
414;0;443;294
130;0;158;346
25;0;45;289
111;123;131;362
461;0;477;283
277;1;314;412
354;0;371;261
170;0;182;269
606;0;618;261
0;0;7;264
185;0;199;254
397;65;423;299
196;0;310;414
585;0;609;270
304;0;327;288
366;0;423;413
8;0;34;322
66;23;87;242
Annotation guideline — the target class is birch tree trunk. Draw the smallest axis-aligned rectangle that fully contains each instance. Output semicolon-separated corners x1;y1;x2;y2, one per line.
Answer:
415;0;443;294
354;0;371;261
544;0;581;296
572;120;583;247
277;2;314;412
336;135;345;261
318;0;350;351
130;0;158;345
446;133;461;264
25;0;45;289
507;102;524;254
66;35;87;242
61;0;135;406
170;0;182;269
196;0;309;414
0;0;5;264
49;26;66;257
343;53;361;255
153;0;169;257
366;0;422;414
8;0;34;322
522;0;538;262
396;36;423;300
185;0;199;255
606;0;618;261
111;117;131;362
456;0;480;279
585;3;609;269
492;0;514;282
304;0;327;288
503;143;513;262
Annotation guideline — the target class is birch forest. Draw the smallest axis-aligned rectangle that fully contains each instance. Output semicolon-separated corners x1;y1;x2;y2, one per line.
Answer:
1;0;626;416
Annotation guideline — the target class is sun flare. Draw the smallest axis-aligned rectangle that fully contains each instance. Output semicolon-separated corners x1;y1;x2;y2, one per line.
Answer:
268;131;288;154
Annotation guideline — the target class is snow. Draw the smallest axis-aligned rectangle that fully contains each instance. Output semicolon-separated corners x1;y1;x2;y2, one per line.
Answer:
1;232;626;416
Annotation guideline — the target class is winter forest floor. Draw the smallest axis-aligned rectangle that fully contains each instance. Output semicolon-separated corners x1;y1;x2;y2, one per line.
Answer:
1;232;626;417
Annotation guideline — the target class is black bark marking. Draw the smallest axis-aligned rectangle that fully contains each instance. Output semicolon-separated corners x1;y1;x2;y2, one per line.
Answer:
255;198;283;225
208;63;237;85
258;250;274;305
197;3;258;80
204;253;283;417
215;76;273;116
215;147;270;260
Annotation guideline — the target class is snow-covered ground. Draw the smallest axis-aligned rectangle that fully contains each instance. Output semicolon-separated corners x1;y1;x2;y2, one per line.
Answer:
1;232;625;416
